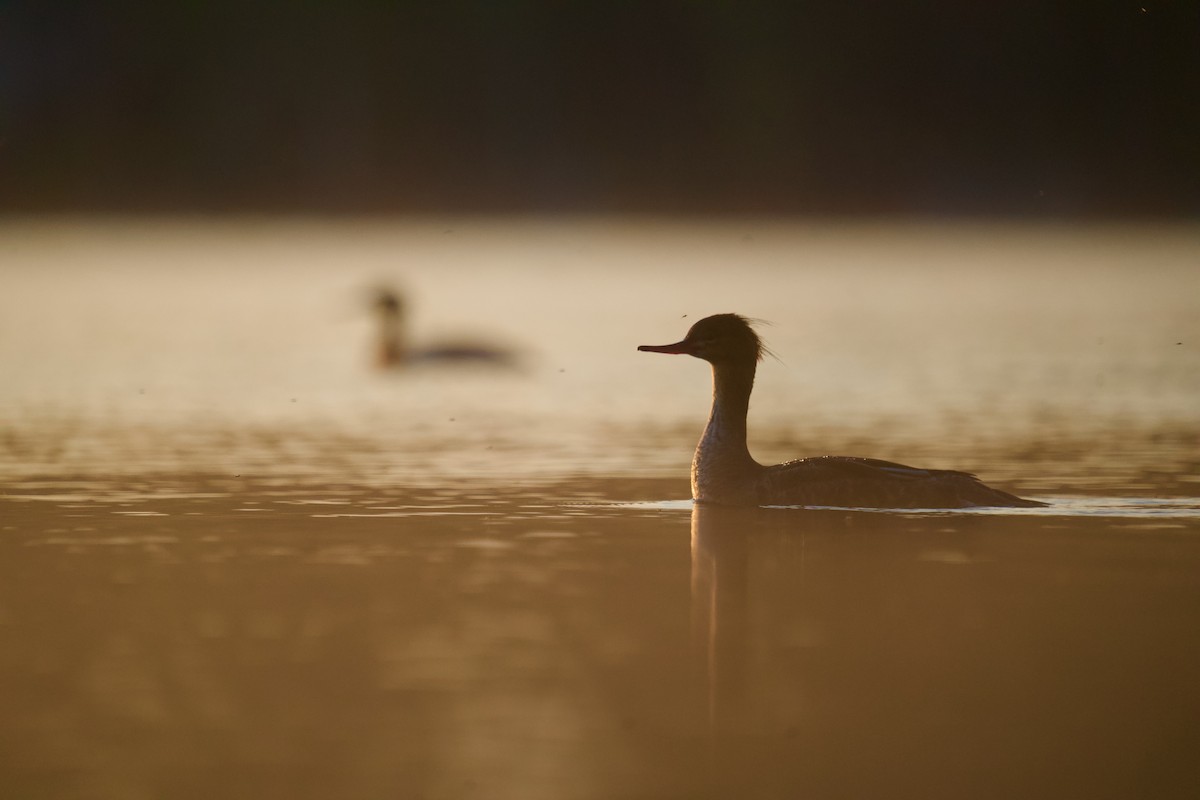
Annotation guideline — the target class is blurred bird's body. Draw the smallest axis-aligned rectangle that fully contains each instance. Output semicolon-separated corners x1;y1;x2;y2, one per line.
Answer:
372;289;518;369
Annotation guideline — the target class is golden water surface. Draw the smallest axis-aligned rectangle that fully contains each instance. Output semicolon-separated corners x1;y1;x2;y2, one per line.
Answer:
2;219;1199;799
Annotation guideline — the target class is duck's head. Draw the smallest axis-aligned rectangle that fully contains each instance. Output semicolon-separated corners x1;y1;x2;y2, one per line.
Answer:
373;288;405;318
638;314;767;365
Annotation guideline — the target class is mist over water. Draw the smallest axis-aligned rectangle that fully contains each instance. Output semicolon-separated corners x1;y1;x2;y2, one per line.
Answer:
2;218;1197;491
2;219;1199;798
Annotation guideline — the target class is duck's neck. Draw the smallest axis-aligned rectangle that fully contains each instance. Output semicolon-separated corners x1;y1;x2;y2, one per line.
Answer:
693;361;760;500
377;310;408;366
706;361;755;447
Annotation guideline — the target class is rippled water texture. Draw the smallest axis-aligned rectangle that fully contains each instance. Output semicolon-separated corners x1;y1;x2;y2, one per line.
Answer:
2;219;1199;798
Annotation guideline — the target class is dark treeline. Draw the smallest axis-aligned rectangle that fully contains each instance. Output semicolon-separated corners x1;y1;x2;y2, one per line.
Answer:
2;2;1197;216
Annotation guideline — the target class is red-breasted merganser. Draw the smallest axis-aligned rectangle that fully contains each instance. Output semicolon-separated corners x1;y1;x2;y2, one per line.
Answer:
638;314;1044;509
373;289;518;369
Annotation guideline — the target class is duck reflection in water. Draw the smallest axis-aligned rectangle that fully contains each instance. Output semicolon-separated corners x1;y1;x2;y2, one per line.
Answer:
372;287;520;369
690;505;836;737
690;504;757;738
689;503;994;793
640;314;1043;509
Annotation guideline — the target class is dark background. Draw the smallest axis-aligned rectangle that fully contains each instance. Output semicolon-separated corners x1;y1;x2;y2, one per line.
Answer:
2;2;1197;217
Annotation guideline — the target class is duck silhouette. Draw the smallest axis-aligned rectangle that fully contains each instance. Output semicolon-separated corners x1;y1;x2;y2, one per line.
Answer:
372;288;519;369
639;314;1044;509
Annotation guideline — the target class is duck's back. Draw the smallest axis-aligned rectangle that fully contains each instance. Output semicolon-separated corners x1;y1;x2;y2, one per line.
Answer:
756;456;1044;509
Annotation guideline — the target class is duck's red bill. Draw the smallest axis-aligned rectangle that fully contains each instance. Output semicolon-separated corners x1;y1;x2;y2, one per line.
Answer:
638;340;691;354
